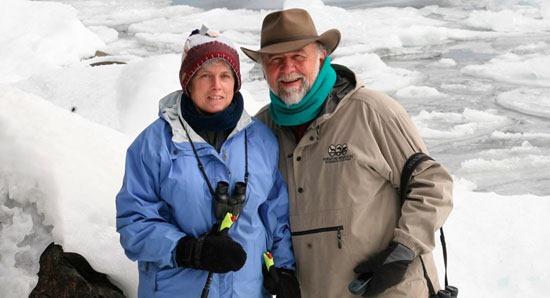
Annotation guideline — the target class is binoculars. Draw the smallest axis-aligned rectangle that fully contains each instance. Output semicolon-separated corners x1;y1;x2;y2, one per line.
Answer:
213;181;246;219
433;286;459;298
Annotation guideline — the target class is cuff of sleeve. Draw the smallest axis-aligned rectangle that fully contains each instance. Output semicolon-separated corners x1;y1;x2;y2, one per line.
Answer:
175;236;196;267
393;229;430;257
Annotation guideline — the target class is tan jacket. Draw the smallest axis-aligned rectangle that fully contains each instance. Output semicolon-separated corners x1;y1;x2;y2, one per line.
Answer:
255;65;453;298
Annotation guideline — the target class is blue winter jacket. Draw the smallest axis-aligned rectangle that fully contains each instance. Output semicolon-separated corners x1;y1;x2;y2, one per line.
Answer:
116;90;295;298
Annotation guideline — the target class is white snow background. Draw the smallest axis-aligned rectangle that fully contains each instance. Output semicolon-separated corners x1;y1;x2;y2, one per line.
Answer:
1;0;550;297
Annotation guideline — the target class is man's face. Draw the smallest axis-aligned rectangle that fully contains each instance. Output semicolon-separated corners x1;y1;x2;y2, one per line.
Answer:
261;43;326;106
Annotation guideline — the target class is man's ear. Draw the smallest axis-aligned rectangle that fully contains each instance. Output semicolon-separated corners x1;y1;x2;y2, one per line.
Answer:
318;45;328;67
320;51;327;68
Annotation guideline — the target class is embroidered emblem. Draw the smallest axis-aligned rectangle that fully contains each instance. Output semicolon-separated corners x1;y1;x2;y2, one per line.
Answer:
328;144;348;156
323;143;353;163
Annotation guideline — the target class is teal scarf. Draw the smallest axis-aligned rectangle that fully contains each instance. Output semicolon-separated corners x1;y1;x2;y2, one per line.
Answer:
269;56;337;126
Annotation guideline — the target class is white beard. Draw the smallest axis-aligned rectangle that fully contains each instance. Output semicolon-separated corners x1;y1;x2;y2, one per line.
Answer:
273;56;321;106
278;83;307;106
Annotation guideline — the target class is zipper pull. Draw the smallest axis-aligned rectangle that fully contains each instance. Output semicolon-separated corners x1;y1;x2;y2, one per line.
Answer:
337;226;342;249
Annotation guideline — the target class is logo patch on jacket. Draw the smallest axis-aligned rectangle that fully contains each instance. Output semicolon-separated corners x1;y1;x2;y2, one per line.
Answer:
323;143;353;163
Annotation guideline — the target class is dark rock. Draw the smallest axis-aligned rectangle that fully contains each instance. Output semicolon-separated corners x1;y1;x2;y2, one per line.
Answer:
87;50;126;67
30;243;125;298
94;51;110;57
90;61;126;67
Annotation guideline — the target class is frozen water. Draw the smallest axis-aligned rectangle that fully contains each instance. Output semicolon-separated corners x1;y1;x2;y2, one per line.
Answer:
2;0;550;297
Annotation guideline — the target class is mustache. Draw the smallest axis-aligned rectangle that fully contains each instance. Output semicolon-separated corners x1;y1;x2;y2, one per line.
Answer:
277;73;304;83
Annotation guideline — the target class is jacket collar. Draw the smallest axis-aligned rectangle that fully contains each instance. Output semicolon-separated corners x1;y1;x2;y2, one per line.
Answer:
320;64;359;116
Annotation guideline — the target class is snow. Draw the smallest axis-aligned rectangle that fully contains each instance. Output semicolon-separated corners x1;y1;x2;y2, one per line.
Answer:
1;0;550;297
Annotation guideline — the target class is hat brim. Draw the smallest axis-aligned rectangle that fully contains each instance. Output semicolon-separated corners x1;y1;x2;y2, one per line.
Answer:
241;29;341;62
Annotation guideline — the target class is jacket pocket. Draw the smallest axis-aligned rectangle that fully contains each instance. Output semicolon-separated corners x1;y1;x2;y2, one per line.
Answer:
289;209;347;250
137;261;157;295
291;225;344;249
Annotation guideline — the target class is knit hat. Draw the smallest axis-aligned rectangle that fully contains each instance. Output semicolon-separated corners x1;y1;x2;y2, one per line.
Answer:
179;25;241;97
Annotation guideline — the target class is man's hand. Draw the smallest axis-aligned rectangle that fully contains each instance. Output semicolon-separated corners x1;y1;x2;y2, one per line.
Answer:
263;266;301;298
353;242;414;296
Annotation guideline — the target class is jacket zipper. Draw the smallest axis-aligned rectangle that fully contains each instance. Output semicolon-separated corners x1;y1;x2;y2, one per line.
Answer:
291;225;343;249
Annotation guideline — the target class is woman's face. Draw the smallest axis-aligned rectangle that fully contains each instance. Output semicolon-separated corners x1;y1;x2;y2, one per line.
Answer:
188;59;235;114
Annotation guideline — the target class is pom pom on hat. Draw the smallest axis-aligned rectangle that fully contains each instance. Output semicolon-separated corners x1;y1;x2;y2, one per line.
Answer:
179;25;241;96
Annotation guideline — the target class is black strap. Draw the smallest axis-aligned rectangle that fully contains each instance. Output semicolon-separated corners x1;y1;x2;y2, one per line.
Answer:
419;255;437;295
399;152;449;293
399;152;433;204
178;115;250;298
178;114;249;195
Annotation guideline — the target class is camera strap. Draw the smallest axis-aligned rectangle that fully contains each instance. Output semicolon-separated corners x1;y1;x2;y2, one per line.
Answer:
179;114;250;298
399;152;451;296
178;114;249;197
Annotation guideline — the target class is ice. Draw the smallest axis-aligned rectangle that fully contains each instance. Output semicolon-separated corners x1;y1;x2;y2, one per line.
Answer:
1;0;550;297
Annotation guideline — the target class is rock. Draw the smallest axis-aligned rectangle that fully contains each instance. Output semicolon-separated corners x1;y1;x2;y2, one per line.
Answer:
94;51;110;57
90;60;126;67
87;50;127;67
30;243;125;298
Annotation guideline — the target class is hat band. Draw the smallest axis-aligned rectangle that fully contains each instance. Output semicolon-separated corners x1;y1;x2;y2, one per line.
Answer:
262;35;319;48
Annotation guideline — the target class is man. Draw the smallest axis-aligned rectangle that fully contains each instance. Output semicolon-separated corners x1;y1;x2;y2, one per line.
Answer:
241;8;454;298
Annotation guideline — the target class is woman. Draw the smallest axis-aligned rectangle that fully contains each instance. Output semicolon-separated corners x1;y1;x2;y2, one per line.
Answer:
116;27;299;298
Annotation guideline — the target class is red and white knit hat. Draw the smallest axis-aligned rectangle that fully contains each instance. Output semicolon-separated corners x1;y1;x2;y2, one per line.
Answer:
179;26;241;96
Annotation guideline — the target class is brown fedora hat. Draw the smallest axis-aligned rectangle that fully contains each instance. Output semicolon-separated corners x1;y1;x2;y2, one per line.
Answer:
241;8;341;62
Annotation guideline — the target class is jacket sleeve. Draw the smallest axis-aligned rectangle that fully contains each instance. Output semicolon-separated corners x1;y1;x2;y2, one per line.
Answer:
259;167;296;270
389;113;453;256
393;157;453;256
115;130;185;269
364;89;454;256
